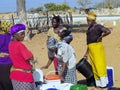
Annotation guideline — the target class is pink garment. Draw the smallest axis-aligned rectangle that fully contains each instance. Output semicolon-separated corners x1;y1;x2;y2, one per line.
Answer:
9;40;34;82
53;57;58;70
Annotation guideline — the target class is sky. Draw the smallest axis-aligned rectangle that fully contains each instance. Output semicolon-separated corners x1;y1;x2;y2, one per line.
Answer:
0;0;102;13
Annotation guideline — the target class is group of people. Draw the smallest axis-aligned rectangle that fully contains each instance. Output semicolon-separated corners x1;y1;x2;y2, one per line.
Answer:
41;15;77;84
0;11;111;90
0;22;37;90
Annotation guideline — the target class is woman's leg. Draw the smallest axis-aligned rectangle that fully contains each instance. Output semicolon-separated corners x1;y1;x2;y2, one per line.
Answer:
11;80;37;90
0;64;13;90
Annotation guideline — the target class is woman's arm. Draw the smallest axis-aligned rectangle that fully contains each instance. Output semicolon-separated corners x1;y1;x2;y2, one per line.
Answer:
97;26;111;42
101;26;111;37
60;62;67;82
41;59;53;69
83;48;88;59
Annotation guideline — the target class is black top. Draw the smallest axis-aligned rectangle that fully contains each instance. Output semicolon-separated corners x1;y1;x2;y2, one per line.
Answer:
86;24;103;44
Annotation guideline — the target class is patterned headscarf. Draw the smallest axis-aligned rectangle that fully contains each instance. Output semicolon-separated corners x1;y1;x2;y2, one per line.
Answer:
10;24;26;35
87;12;97;21
0;21;12;34
63;34;73;41
47;37;58;50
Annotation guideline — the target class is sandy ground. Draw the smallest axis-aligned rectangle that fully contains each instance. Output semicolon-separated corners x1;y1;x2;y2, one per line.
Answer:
23;20;120;90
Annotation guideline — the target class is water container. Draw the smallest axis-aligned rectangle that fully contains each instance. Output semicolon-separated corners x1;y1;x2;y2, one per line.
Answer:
70;84;88;90
44;71;61;84
86;76;96;86
76;58;93;79
32;69;44;82
107;66;114;88
47;88;58;90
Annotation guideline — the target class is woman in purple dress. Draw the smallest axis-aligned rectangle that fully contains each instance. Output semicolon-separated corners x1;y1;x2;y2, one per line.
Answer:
0;21;13;90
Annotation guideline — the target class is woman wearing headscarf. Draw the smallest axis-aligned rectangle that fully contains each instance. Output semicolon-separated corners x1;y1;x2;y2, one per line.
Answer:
0;21;13;90
83;12;111;88
55;30;77;84
9;24;36;90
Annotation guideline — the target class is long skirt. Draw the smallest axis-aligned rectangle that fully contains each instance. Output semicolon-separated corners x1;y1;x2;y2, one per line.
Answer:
58;63;77;84
11;80;37;90
0;64;13;90
88;42;108;87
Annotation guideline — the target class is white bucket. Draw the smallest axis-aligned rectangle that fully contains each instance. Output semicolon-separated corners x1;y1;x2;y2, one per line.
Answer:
59;83;73;90
32;69;44;82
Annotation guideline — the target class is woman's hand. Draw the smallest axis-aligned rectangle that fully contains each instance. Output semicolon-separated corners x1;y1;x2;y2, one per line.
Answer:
60;75;64;82
83;55;88;60
97;36;102;42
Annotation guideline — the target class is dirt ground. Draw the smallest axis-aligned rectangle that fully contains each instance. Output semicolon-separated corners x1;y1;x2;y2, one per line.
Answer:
23;20;120;90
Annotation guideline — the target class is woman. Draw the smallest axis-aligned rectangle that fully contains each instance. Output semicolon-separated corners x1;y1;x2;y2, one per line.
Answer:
41;15;67;72
55;30;77;84
9;24;36;90
0;21;13;90
84;12;111;88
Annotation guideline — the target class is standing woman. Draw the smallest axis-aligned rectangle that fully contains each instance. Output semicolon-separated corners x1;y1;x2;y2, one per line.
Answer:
0;21;13;90
41;15;66;72
84;12;111;88
9;24;36;90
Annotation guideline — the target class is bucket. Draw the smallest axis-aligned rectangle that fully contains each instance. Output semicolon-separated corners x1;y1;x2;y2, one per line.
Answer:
86;76;96;86
44;71;61;84
76;58;93;79
32;69;44;82
107;66;114;88
70;84;88;90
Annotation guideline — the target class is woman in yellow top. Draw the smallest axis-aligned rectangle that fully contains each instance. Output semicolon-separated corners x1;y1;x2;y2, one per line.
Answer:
47;15;66;41
84;12;111;88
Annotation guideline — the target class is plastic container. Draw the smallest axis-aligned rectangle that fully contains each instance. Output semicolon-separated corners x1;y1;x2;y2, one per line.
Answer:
107;66;114;88
70;84;88;90
47;88;58;90
32;69;44;82
76;58;93;79
44;71;61;84
59;83;73;90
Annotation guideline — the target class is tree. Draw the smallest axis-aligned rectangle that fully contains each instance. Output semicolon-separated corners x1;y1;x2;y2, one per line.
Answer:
76;0;92;8
44;3;56;11
56;4;70;11
17;0;29;41
35;7;43;12
17;0;27;23
44;3;70;11
94;0;120;8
